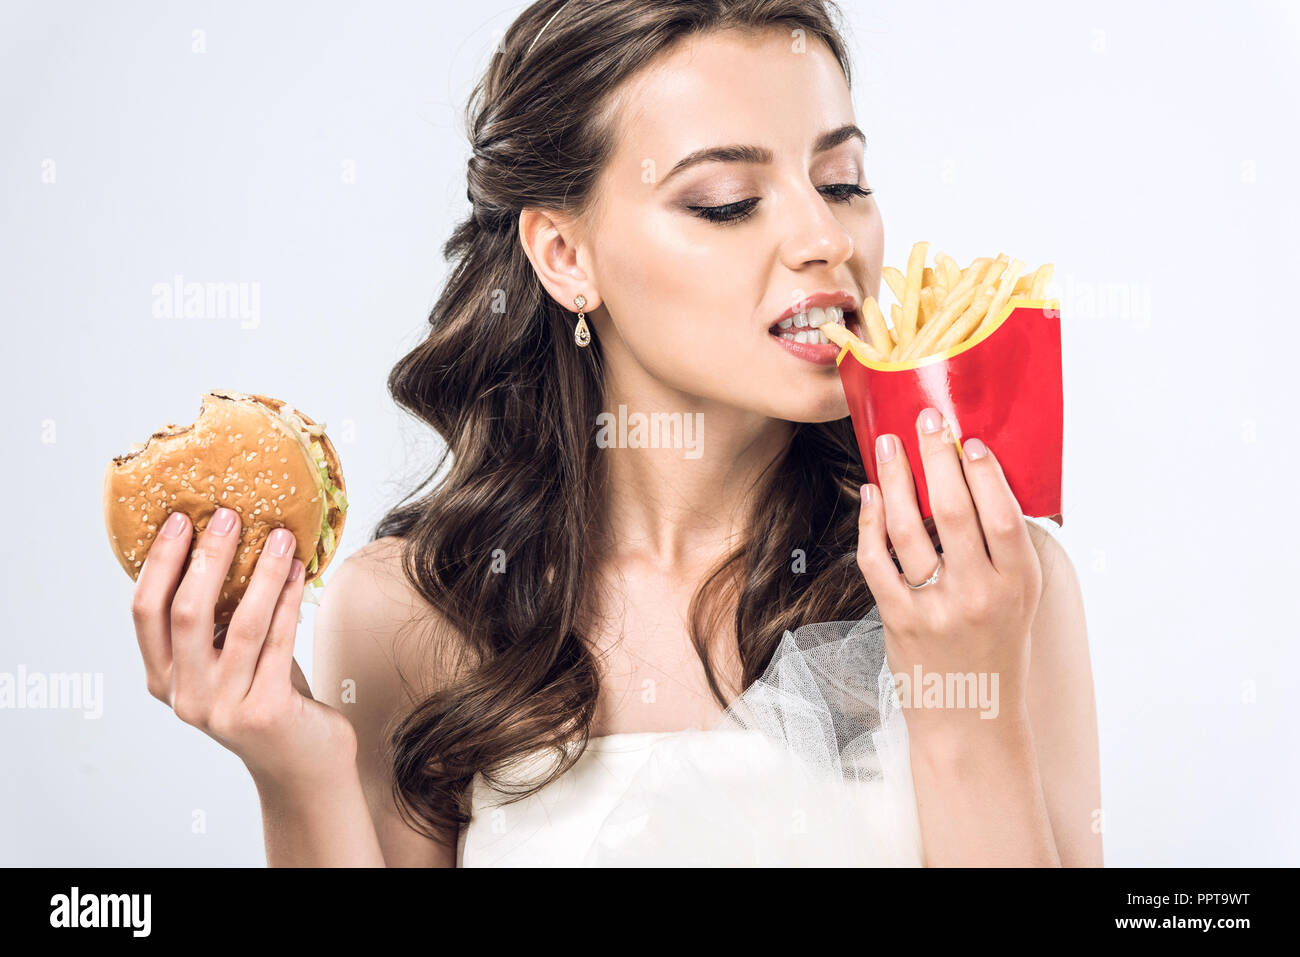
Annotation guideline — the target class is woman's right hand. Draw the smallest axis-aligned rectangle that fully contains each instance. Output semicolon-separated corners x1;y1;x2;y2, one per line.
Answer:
855;409;1044;747
131;506;357;790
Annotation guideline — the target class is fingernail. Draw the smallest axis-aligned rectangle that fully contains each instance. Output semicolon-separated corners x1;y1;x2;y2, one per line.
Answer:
161;512;188;538
919;408;943;434
861;483;874;505
210;507;238;536
269;528;295;557
876;434;896;463
965;437;988;460
287;559;303;582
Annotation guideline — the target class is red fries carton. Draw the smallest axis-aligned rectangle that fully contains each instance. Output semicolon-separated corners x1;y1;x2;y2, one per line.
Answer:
836;299;1064;530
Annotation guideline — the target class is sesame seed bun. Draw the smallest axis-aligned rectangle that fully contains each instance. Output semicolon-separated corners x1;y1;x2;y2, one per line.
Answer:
103;389;348;625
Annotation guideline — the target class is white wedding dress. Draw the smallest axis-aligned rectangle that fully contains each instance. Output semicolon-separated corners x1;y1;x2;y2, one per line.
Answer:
456;606;926;867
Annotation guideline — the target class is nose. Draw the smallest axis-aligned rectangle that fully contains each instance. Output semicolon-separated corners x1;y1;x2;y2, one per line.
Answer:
778;185;856;271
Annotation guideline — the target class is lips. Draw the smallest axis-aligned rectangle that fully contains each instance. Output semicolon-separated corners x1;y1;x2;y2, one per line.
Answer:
771;291;858;323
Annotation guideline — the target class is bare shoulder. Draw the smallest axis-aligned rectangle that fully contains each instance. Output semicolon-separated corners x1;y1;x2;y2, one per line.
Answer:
314;535;473;705
321;533;424;619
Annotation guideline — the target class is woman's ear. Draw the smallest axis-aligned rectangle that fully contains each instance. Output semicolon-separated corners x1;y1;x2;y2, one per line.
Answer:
518;207;601;313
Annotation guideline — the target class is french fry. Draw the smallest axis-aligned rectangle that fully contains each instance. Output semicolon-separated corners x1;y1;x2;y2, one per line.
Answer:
822;319;886;363
860;297;895;354
985;256;1016;288
960;257;993;285
855;337;886;362
1029;263;1053;298
977;257;1007;298
1009;264;1051;300
897;240;929;353
972;258;1025;341
918;287;937;329
821;320;853;348
934;281;999;353
882;266;907;302
935;252;960;291
899;281;978;361
929;257;949;303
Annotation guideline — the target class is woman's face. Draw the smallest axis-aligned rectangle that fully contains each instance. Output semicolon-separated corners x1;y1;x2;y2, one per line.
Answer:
582;26;883;423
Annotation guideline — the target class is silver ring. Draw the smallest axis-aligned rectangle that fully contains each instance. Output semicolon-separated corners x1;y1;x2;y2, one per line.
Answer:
903;554;944;589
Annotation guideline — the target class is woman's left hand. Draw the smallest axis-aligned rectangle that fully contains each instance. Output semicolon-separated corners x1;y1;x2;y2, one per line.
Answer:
855;407;1044;747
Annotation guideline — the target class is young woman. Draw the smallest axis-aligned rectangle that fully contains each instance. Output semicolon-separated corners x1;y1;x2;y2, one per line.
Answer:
129;0;1101;867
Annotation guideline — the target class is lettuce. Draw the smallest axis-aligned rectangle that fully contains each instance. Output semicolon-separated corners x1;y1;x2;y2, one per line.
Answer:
272;408;344;588
306;439;344;564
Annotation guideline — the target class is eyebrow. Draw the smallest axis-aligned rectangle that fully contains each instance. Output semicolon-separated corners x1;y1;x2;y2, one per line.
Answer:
658;124;866;186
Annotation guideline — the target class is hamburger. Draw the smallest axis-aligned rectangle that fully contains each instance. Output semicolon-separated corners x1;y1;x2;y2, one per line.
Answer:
103;389;348;624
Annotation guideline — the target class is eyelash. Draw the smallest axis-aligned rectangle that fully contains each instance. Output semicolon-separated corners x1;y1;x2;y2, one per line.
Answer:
688;184;873;225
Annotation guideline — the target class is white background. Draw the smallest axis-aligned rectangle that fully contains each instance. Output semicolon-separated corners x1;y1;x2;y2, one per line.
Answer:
1;0;1296;865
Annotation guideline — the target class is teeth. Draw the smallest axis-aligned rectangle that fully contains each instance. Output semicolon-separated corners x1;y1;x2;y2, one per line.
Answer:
771;305;846;345
786;305;844;328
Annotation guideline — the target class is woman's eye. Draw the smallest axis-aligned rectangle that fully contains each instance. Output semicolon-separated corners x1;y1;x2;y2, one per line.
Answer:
819;183;873;203
688;198;759;225
688;184;872;225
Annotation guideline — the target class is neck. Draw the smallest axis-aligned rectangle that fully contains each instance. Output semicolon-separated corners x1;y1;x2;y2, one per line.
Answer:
591;384;793;572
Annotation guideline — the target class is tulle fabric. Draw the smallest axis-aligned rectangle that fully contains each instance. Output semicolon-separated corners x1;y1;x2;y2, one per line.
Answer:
578;604;925;866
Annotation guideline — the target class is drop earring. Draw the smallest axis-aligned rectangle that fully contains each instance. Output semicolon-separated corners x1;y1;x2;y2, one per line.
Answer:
573;294;591;348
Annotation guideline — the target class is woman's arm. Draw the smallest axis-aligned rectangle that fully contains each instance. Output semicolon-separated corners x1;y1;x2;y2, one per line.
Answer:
310;537;463;867
905;522;1101;867
907;695;1060;867
252;749;387;867
1023;522;1103;866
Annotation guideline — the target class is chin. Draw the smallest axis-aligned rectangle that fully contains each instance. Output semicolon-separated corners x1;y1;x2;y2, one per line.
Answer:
757;382;850;424
787;397;851;424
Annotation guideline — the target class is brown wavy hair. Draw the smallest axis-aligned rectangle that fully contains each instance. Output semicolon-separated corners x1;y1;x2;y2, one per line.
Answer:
373;0;875;845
